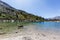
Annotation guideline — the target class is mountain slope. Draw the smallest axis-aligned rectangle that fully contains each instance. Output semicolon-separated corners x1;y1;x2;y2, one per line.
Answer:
0;0;44;22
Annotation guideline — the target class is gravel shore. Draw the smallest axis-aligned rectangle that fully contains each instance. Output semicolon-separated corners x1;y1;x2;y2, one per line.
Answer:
0;25;60;40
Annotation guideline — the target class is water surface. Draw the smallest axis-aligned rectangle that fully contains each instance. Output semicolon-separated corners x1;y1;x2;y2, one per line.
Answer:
33;22;60;33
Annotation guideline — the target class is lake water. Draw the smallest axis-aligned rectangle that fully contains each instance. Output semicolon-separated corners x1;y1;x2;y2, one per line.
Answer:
33;22;60;33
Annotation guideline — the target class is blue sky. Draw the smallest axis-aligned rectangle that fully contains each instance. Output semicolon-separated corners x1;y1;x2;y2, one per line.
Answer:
1;0;60;18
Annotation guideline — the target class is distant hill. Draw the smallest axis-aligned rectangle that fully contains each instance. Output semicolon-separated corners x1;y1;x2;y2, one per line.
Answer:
0;0;44;22
53;16;60;19
45;16;60;21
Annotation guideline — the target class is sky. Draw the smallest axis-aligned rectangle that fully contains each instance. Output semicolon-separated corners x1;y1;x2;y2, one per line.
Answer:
1;0;60;18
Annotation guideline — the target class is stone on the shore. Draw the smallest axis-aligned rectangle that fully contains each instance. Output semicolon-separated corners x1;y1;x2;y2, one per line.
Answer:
18;25;23;29
22;36;32;40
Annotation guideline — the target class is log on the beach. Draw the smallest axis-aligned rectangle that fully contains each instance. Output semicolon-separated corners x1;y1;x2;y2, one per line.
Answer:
18;25;24;29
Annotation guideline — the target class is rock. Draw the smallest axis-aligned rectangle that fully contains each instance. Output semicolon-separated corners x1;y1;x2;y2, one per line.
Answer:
22;37;32;40
18;25;23;29
15;32;18;33
41;34;46;37
53;37;56;39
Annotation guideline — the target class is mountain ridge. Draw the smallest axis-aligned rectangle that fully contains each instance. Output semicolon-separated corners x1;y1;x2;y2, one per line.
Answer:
0;0;44;22
45;16;60;21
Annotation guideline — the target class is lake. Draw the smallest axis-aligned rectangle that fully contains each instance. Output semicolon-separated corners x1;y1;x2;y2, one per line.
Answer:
32;22;60;33
0;22;60;34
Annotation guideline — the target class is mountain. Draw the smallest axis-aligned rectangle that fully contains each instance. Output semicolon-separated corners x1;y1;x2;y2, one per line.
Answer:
45;16;60;21
53;16;60;19
0;0;44;22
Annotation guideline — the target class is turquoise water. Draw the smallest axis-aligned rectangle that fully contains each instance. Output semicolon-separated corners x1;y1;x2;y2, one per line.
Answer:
33;22;60;32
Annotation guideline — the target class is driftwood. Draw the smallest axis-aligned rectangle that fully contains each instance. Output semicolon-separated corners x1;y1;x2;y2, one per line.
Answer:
18;25;23;29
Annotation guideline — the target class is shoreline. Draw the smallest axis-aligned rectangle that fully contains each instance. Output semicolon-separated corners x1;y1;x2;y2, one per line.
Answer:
0;25;60;40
